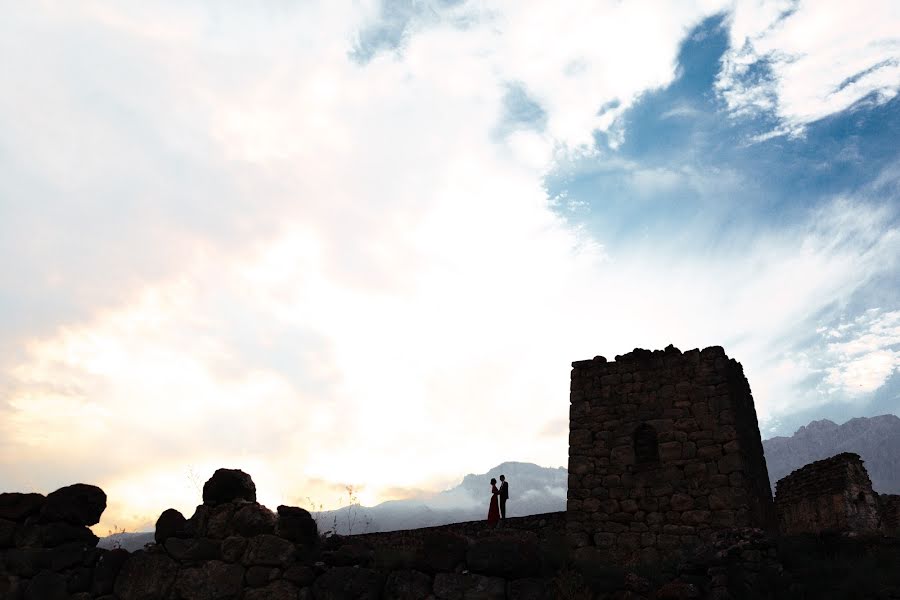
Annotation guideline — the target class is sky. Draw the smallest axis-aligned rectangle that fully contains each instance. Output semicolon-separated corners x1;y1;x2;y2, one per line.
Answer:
1;0;898;534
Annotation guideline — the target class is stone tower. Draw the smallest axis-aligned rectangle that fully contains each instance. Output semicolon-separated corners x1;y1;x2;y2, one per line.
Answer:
566;345;776;565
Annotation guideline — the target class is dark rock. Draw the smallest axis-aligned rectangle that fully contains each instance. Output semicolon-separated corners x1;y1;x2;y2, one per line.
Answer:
374;544;423;571
276;505;318;545
155;508;187;544
232;503;277;536
221;535;248;562
91;548;129;596
243;534;296;566
327;542;373;567
466;537;541;578
24;570;67;600
0;493;45;521
187;504;210;537
202;469;256;505
40;484;106;526
383;569;432;600
507;578;552;600
66;566;93;593
113;550;178;600
312;566;384;600
432;572;505;599
0;574;26;600
15;519;98;548
206;503;237;539
3;547;49;577
656;580;702;599
0;518;16;547
245;580;301;600
164;536;222;562
49;540;94;570
246;565;280;587
284;564;315;587
173;560;244;600
422;530;468;572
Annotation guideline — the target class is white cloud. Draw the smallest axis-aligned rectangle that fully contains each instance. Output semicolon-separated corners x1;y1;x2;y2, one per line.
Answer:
718;0;900;132
823;310;900;395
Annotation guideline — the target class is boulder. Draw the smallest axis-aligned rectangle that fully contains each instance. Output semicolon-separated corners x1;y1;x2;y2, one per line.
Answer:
206;504;237;539
466;537;541;578
507;578;552;600
383;569;433;600
113;550;178;600
221;536;248;563
186;504;210;537
155;508;188;544
326;542;373;567
91;548;129;596
40;484;106;526
432;572;506;600
202;469;256;505
246;565;280;587
656;580;702;599
0;574;26;600
48;540;93;571
276;505;318;545
374;544;423;571
0;518;16;547
3;547;50;577
242;534;296;567
173;560;245;600
422;530;468;572
232;503;276;536
312;566;384;600
164;536;222;562
14;519;98;548
24;570;67;600
244;580;301;600
0;493;45;521
66;566;93;593
283;564;315;587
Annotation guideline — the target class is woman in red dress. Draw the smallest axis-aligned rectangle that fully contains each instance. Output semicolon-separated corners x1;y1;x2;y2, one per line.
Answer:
487;478;500;526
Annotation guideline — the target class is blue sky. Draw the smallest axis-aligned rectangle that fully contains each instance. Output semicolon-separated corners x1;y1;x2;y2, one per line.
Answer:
0;1;898;532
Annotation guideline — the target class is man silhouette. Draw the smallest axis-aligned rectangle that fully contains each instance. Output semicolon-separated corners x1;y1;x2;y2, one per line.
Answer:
498;475;509;521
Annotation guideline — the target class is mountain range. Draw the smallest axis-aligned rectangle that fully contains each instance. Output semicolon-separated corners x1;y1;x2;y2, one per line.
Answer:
100;414;899;551
762;413;900;494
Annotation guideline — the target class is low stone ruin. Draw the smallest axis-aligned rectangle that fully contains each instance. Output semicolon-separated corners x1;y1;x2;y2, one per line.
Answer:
775;452;883;535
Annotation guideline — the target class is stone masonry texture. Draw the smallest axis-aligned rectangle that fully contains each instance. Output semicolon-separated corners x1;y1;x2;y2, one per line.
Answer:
566;345;776;564
880;494;900;535
775;452;884;535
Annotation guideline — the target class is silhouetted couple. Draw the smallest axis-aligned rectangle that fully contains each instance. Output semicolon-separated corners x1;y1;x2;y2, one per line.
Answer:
487;475;508;527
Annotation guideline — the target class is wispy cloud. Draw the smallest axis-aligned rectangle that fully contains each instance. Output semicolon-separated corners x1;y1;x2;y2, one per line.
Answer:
717;0;900;134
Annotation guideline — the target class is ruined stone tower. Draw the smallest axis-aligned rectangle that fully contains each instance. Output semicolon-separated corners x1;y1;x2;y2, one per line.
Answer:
566;345;776;564
775;452;883;535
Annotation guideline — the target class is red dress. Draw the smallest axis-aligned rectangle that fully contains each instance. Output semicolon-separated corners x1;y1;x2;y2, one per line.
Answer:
487;484;500;525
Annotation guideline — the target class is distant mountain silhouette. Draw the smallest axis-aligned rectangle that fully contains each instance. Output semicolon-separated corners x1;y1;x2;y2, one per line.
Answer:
763;414;900;494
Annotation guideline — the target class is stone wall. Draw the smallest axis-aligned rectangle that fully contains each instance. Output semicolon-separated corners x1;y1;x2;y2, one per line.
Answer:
775;452;883;535
879;495;900;535
566;345;776;565
0;470;573;600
